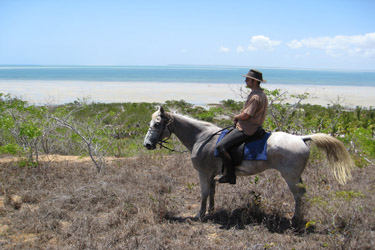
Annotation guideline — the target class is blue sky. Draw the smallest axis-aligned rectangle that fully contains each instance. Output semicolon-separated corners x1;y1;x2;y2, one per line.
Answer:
0;0;374;70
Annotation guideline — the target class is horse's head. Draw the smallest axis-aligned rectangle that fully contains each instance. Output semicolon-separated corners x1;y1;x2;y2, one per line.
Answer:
143;106;172;150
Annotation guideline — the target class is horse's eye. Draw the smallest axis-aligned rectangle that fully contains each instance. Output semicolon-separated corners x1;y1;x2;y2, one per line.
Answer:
154;122;160;127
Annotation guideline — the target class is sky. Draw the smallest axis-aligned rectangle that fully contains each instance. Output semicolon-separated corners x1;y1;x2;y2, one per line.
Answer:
0;0;374;70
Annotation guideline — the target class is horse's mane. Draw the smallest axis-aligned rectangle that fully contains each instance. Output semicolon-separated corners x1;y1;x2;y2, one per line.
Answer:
167;111;220;131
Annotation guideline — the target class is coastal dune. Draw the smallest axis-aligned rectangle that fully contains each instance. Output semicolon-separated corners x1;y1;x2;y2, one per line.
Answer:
1;80;374;107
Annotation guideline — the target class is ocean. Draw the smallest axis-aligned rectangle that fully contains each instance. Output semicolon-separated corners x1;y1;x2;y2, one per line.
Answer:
0;65;374;87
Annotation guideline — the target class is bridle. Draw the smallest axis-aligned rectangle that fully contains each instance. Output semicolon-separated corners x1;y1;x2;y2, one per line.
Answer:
149;113;234;153
148;114;186;153
156;114;175;150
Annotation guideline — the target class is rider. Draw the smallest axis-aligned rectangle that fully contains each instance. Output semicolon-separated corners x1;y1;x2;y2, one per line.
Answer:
216;69;268;184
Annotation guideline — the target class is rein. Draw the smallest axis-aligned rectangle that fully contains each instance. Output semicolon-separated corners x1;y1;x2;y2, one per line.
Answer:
156;115;234;153
157;115;188;153
195;125;235;145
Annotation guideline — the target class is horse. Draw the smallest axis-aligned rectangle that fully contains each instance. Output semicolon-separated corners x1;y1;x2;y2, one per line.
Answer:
143;106;354;222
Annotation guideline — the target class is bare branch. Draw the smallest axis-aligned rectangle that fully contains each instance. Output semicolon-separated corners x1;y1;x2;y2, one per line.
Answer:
51;116;104;172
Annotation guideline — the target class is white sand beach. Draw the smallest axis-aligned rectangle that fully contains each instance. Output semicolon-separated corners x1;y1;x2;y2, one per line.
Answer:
1;80;374;108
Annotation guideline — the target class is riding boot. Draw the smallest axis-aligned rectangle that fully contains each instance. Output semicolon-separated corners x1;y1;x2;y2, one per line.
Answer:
218;151;236;184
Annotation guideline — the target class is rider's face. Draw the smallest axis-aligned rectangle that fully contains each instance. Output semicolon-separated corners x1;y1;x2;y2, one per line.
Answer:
245;78;255;88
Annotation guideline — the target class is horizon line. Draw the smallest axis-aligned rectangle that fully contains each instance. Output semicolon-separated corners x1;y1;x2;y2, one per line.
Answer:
0;64;374;72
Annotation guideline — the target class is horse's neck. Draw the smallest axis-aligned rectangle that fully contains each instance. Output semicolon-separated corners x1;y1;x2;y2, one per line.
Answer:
171;114;213;152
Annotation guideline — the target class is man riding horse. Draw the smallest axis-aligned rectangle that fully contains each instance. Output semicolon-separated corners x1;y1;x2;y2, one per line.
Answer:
216;69;268;184
144;69;352;221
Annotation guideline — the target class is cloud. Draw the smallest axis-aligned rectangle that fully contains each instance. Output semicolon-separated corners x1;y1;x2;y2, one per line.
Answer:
247;35;281;51
287;33;375;58
287;40;303;49
236;46;245;53
219;46;230;53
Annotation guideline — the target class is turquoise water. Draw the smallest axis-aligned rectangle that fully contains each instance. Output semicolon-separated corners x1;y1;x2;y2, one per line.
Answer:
0;65;374;87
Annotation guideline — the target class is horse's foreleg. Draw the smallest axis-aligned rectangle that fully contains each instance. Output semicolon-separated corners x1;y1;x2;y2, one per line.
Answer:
208;177;216;213
195;172;211;220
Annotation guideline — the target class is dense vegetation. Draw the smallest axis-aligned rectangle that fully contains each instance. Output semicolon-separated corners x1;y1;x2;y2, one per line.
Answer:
1;91;375;249
1;90;374;169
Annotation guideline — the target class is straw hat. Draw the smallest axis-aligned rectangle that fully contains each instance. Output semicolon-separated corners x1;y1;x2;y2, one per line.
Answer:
242;69;267;83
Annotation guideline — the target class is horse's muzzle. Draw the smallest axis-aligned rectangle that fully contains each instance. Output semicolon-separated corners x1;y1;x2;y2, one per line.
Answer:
143;141;156;150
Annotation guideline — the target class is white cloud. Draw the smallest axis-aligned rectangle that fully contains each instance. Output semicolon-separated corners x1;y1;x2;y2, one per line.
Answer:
236;46;245;53
247;35;281;51
219;46;230;53
287;33;375;58
287;39;303;49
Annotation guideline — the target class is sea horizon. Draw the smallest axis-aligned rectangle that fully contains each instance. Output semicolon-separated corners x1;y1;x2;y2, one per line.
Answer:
1;65;374;107
1;65;374;87
1;64;375;71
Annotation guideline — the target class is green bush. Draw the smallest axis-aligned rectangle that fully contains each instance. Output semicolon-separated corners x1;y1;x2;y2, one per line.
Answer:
1;92;374;163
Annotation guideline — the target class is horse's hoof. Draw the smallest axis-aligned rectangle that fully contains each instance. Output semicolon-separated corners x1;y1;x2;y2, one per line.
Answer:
194;214;204;221
291;216;306;229
189;216;199;222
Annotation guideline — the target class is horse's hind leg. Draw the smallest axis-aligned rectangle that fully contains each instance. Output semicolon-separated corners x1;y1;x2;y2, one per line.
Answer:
283;175;307;223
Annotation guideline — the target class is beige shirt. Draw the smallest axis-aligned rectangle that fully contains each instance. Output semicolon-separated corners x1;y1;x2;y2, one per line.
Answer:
236;89;268;135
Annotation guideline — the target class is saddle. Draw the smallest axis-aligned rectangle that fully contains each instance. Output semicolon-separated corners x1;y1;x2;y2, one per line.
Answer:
215;127;270;166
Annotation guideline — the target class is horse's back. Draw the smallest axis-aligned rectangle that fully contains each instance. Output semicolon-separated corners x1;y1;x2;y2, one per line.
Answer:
267;132;310;156
265;132;311;175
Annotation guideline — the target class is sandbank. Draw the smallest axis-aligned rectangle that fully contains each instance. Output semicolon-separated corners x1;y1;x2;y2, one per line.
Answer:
1;80;374;108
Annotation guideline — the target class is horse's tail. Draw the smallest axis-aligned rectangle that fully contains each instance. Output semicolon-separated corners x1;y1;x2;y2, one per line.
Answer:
302;133;354;185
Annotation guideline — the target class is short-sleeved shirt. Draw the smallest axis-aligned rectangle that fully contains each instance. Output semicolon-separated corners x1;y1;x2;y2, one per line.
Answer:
236;89;268;135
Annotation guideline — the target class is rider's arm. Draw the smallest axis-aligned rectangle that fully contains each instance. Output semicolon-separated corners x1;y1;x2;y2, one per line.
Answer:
233;112;250;124
234;112;250;121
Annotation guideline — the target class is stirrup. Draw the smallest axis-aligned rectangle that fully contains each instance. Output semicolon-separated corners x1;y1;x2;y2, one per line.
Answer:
217;175;236;185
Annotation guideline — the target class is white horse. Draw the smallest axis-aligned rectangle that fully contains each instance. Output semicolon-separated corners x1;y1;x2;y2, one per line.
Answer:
143;107;354;222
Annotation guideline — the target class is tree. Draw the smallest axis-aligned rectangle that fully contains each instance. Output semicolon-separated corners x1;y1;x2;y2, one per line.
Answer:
264;89;309;133
0;93;48;165
51;100;114;172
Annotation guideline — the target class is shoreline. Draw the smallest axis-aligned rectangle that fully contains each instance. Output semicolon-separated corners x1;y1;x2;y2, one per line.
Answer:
1;80;374;108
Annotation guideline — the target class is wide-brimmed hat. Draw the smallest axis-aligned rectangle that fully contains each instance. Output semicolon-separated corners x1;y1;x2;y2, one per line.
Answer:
242;69;267;83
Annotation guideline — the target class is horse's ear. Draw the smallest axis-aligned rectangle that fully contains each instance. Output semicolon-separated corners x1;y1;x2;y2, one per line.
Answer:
159;106;165;116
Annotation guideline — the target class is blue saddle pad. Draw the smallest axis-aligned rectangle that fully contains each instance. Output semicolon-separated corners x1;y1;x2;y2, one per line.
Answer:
214;130;271;161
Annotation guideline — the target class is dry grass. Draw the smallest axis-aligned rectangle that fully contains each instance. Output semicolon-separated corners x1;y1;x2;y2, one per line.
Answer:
0;153;374;249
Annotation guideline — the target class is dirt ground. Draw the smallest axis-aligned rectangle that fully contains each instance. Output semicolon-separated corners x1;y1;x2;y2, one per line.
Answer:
0;154;374;249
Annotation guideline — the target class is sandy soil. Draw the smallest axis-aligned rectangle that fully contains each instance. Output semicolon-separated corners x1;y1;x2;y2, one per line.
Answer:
0;154;120;165
0;154;374;249
1;80;374;107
